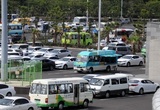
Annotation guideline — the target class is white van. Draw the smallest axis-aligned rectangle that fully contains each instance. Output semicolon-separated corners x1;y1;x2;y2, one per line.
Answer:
89;74;129;98
29;77;93;110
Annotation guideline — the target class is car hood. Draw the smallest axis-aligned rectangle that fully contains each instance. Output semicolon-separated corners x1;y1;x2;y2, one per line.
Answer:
55;60;67;64
44;53;57;56
118;58;130;62
0;105;12;109
90;85;101;90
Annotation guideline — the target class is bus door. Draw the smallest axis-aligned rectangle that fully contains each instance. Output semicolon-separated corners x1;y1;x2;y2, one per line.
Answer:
74;84;79;105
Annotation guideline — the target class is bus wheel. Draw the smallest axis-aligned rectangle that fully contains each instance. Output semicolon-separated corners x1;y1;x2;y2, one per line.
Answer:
77;71;82;73
83;99;89;108
58;102;64;110
41;107;48;110
88;68;93;73
106;66;111;72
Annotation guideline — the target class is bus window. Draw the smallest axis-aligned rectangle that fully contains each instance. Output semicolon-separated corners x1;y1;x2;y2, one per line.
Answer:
80;83;90;92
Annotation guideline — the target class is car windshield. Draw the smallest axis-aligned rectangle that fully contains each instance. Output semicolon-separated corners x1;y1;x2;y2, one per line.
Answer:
28;48;34;51
90;78;104;86
50;50;60;53
38;48;47;52
121;56;132;59
83;75;95;81
30;83;47;94
59;57;70;61
0;99;14;106
77;55;88;62
129;80;139;83
11;45;19;49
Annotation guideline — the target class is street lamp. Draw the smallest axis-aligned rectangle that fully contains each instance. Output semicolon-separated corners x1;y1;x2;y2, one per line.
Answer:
97;0;101;50
120;0;123;19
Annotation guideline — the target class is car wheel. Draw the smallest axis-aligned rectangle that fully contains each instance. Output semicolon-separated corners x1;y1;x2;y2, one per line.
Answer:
83;100;89;108
50;65;54;71
105;91;110;98
28;107;34;110
6;92;12;96
58;102;64;110
63;64;68;70
88;67;93;73
121;91;126;97
106;66;111;72
127;62;130;67
68;54;71;56
139;88;144;95
139;61;143;66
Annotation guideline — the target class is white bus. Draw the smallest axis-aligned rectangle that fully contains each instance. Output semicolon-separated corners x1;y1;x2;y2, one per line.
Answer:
29;77;93;110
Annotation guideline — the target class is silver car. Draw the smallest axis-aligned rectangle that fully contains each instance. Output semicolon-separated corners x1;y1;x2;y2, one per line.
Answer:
44;49;71;58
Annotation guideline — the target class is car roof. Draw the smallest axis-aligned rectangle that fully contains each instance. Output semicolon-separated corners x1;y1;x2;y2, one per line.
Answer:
62;56;75;58
130;78;146;81
4;96;28;100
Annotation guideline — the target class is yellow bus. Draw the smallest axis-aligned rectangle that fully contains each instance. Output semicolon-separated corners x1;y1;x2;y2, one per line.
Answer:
12;18;32;25
61;32;93;46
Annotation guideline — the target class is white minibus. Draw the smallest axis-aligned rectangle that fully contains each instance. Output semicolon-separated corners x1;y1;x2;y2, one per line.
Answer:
29;77;93;110
89;74;129;98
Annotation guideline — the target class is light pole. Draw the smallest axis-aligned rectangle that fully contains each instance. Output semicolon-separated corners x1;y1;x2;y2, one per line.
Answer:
1;0;8;81
97;0;101;50
86;0;89;27
120;0;123;19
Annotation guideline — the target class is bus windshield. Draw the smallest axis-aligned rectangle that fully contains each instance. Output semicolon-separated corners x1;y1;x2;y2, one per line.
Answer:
77;55;88;62
30;83;47;94
89;78;104;86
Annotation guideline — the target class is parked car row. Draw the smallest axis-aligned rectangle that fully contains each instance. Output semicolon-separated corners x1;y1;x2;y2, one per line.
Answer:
83;73;159;96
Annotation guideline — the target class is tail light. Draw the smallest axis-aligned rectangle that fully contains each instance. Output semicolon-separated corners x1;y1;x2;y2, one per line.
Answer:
45;98;48;103
131;84;138;86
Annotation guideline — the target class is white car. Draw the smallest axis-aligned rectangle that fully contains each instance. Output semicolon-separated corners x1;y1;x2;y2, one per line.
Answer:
0;96;38;110
55;56;77;69
118;55;144;67
96;40;107;47
43;49;71;58
129;78;159;94
32;48;53;56
23;46;41;55
0;83;16;96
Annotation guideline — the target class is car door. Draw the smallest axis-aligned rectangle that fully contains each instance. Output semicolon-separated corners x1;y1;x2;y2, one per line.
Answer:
13;99;30;110
0;84;9;96
131;56;137;65
59;50;66;58
146;80;156;92
141;80;149;92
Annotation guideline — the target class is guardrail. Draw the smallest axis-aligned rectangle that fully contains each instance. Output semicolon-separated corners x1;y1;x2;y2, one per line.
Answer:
152;89;160;110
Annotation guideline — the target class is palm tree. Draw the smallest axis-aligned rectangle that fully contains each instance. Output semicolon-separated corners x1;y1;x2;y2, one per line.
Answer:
31;29;40;46
76;26;82;47
127;34;141;54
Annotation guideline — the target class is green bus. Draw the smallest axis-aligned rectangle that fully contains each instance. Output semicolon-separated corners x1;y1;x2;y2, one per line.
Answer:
61;32;93;46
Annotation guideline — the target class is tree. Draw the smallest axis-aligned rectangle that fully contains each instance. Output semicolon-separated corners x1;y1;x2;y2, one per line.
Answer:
76;26;82;47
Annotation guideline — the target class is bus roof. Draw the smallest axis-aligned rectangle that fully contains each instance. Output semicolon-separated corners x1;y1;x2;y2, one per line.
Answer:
78;50;116;56
93;74;129;79
32;77;88;84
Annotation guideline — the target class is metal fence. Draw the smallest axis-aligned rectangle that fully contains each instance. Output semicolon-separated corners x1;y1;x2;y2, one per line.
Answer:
3;60;42;86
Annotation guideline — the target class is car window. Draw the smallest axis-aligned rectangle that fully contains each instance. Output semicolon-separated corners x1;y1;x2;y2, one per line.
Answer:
132;56;139;59
48;49;53;51
14;99;29;105
116;43;126;46
50;57;59;59
141;80;147;83
0;84;8;89
117;47;127;51
108;47;116;50
111;79;119;85
146;80;153;84
61;50;66;52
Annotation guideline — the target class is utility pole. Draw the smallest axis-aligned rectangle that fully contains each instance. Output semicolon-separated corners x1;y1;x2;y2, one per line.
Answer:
98;0;101;50
86;0;89;27
1;0;8;81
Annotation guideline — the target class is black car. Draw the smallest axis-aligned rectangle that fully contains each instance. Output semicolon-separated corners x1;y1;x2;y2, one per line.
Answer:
32;58;55;71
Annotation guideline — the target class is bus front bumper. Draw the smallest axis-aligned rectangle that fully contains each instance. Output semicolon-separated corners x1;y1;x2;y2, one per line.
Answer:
74;67;88;72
